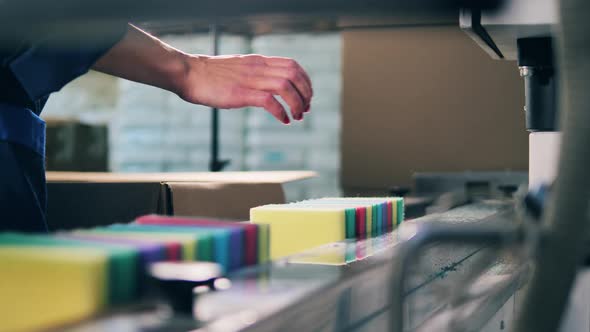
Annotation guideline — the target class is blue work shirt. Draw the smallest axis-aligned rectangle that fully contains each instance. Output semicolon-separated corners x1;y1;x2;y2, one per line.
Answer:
0;28;126;156
0;27;126;232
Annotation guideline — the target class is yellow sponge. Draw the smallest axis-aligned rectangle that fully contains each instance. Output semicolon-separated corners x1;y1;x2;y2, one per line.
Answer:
0;246;108;332
251;206;346;259
250;197;404;260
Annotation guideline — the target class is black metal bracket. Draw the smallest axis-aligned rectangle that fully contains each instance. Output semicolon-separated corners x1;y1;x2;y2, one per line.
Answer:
460;7;505;59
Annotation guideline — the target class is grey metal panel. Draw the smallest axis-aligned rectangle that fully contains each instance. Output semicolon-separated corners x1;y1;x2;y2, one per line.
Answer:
413;171;528;197
0;0;485;22
461;0;557;60
0;0;505;43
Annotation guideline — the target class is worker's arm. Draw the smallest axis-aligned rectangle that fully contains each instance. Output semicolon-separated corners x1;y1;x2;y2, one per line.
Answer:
92;24;312;124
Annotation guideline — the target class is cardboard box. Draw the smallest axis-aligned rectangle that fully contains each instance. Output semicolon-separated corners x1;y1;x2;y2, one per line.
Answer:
46;171;316;230
341;27;528;194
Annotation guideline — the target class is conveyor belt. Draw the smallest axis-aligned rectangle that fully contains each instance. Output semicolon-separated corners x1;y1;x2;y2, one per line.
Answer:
65;200;518;332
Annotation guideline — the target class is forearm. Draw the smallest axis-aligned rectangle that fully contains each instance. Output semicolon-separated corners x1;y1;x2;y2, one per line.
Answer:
92;23;312;124
92;24;191;95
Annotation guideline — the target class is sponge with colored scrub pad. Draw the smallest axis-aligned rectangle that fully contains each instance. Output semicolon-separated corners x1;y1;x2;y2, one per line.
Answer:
56;233;168;293
0;233;139;305
100;224;237;271
0;246;108;332
250;197;404;259
135;214;264;266
250;204;348;259
72;229;188;261
310;197;404;232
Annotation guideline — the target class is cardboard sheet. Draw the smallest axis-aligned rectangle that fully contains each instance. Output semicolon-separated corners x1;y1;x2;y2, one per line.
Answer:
46;171;314;230
46;171;316;184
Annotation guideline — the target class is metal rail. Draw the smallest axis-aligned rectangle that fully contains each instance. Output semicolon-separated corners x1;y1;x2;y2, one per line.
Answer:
388;222;524;332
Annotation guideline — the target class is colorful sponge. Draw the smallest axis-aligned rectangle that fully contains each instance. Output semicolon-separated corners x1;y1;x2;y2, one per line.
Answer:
84;225;222;268
56;233;170;293
0;214;268;331
0;196;401;330
0;246;107;332
71;229;190;261
73;221;266;272
135;214;270;265
250;197;403;259
0;233;139;305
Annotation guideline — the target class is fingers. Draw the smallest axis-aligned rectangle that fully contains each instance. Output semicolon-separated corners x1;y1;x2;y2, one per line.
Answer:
252;65;312;110
197;54;312;122
245;76;305;121
264;56;313;91
261;56;313;112
238;88;290;124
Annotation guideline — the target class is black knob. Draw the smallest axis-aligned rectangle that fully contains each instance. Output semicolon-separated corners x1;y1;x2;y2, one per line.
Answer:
389;186;410;197
149;262;223;314
498;184;518;197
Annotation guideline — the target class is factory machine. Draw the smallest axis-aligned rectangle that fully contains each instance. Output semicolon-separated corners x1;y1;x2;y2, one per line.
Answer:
1;0;589;331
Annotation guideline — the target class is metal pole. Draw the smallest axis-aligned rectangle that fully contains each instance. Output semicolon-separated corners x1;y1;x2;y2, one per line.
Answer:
208;24;229;172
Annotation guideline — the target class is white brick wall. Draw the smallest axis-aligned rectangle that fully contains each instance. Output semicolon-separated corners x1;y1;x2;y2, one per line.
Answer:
41;32;343;200
249;33;342;200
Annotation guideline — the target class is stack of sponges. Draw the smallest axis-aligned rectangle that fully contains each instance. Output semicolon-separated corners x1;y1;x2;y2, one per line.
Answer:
134;215;270;268
0;215;269;332
70;217;269;272
250;197;404;259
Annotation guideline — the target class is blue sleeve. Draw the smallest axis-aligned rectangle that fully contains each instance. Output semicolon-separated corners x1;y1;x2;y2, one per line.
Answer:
8;25;127;102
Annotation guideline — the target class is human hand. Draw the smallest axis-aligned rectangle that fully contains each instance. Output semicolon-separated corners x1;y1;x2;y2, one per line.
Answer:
176;54;313;124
